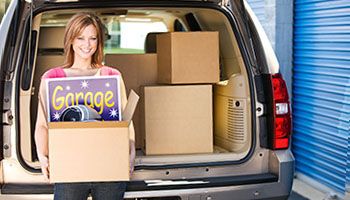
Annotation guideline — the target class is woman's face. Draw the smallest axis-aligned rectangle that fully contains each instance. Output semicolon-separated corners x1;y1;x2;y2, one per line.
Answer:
72;24;98;61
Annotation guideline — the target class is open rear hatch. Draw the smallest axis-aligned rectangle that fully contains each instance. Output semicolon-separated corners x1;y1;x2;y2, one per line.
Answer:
0;0;273;194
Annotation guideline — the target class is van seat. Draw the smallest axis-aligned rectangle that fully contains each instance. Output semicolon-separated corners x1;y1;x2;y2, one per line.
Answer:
31;27;66;136
38;27;65;49
144;32;164;53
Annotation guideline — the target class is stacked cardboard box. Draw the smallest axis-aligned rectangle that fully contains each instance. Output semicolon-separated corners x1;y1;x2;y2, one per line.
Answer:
156;32;219;84
143;32;220;155
143;85;213;155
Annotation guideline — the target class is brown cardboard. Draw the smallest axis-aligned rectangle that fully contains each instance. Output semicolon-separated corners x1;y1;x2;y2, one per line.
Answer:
48;121;130;183
105;54;158;94
143;85;213;155
122;90;140;121
105;54;158;149
48;90;139;183
156;32;220;84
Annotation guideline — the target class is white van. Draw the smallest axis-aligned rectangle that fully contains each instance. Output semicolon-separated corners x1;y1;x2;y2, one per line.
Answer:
0;0;294;199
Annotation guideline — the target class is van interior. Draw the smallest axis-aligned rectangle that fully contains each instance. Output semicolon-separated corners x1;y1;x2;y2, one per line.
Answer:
19;7;252;169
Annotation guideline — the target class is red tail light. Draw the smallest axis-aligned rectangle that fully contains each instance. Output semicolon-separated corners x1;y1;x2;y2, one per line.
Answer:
272;73;291;149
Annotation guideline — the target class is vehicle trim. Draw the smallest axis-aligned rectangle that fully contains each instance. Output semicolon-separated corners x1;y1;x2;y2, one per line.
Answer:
1;173;277;194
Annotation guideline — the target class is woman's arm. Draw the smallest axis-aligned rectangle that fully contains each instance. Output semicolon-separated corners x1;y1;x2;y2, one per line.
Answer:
119;75;136;174
129;139;136;174
34;80;50;181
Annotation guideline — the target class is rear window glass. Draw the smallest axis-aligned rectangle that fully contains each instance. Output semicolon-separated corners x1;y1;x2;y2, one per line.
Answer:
104;19;167;54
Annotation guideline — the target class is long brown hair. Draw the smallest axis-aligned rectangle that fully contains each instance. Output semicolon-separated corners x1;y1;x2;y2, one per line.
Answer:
63;12;104;68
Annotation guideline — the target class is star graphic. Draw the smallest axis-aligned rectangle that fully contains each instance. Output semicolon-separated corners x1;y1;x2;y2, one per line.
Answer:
80;80;89;89
66;86;71;90
53;112;60;121
109;108;119;118
105;82;110;87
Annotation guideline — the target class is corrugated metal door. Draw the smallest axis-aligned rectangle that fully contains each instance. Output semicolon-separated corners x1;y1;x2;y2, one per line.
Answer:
293;0;350;195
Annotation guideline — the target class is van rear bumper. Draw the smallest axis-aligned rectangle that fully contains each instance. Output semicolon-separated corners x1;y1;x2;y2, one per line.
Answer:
1;151;294;199
1;173;277;195
125;151;294;200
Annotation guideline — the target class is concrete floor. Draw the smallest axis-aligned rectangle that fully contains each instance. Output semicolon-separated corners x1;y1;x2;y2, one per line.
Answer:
290;178;330;200
289;191;309;200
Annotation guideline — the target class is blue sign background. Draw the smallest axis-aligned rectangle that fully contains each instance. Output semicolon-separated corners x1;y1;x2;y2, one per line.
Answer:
46;75;121;122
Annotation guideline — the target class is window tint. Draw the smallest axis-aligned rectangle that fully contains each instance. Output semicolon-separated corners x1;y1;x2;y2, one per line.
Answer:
104;19;167;54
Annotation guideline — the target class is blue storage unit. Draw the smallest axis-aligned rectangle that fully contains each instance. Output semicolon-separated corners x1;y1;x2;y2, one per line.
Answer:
293;0;350;195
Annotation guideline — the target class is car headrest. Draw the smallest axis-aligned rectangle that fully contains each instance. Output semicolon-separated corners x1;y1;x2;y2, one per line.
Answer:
144;32;164;53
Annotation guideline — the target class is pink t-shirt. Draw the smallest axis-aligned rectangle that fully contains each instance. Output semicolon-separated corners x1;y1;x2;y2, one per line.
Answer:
42;66;120;79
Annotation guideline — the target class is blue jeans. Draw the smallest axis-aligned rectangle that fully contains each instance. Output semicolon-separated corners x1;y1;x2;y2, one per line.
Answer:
54;182;126;200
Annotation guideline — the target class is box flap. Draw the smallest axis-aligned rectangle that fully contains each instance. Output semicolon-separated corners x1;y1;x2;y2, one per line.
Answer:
122;89;139;121
48;121;129;129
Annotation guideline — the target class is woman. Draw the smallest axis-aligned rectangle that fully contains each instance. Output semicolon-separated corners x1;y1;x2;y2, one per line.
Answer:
34;12;135;200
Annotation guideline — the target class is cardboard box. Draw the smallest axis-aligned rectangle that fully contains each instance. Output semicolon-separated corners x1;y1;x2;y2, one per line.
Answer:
48;91;139;183
49;121;130;183
156;32;220;84
143;85;213;155
105;54;158;149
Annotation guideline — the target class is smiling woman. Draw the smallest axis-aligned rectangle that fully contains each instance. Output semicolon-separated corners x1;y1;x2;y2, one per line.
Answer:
62;13;104;69
34;12;134;200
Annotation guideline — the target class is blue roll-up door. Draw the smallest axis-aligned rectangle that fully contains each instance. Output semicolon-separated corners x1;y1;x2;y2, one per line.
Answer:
293;0;350;196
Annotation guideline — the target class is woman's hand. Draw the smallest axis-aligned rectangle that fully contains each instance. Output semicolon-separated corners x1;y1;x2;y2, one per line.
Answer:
129;140;135;175
38;155;50;181
129;159;134;175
